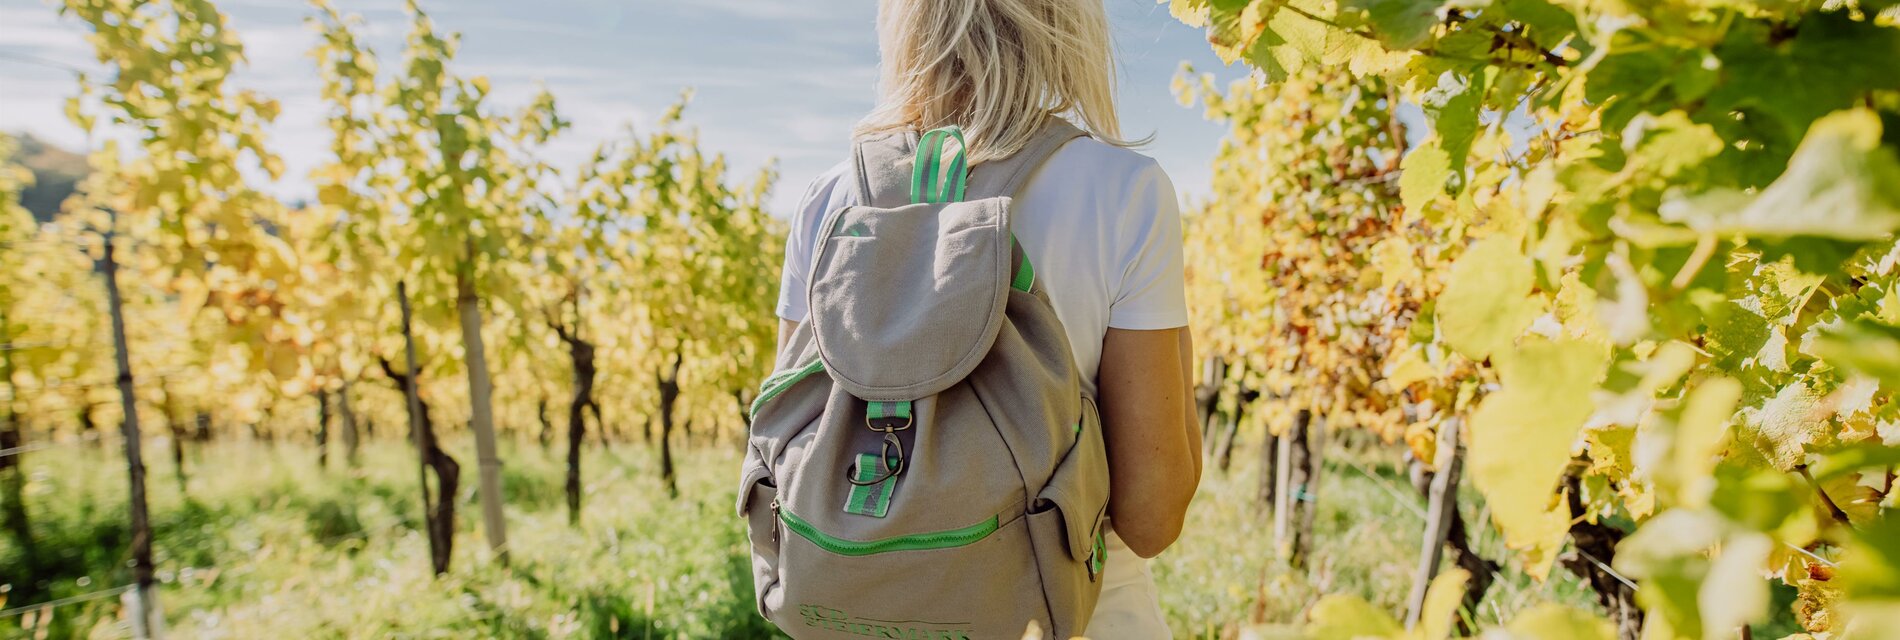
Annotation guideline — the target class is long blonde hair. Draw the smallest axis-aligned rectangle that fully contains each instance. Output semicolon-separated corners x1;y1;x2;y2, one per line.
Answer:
856;0;1140;164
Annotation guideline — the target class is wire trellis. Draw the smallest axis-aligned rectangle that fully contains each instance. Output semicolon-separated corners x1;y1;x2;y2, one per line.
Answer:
0;584;135;620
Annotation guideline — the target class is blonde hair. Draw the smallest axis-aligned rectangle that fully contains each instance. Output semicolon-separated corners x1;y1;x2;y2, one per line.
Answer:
856;0;1141;164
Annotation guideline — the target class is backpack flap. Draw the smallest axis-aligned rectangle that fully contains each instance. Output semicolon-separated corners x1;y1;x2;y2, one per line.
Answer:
806;197;1012;401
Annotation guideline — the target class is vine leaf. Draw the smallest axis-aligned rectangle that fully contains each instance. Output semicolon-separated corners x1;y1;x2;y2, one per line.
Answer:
1468;335;1609;578
1739;380;1828;472
1437;236;1539;361
1399;139;1451;215
1663;108;1900;242
1819;319;1900;384
1499;604;1615;640
1305;594;1403;639
1340;0;1446;50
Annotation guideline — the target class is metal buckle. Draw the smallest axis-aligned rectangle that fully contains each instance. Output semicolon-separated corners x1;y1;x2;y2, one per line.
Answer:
846;431;906;486
866;414;913;432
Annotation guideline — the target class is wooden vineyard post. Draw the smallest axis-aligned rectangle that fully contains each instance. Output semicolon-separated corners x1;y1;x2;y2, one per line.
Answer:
1257;409;1281;508
316;389;331;469
454;260;509;565
338;381;360;467
101;218;162;638
1195;356;1224;458
1215;385;1259;473
1273;408;1318;567
1404;418;1464;629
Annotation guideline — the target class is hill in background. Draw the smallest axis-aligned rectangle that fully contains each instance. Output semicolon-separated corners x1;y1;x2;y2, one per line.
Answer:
6;133;87;223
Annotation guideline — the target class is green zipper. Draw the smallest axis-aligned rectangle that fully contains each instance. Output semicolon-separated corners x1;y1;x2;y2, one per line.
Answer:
750;359;825;417
780;509;1000;556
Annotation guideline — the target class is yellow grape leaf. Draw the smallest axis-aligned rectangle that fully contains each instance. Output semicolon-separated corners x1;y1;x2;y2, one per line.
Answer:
1417;568;1470;640
1553;272;1603;338
1739;380;1828;471
1348;39;1411;76
1400;139;1451;216
1700;532;1774;634
1437;235;1541;361
1668;377;1742;508
1496;604;1615;640
1371;236;1418;291
1468;335;1609;578
1584;426;1635;478
1166;0;1210;28
1383;343;1437;391
1306;595;1402;640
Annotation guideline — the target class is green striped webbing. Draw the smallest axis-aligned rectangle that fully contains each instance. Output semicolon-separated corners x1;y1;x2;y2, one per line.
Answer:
909;127;969;204
844;452;899;518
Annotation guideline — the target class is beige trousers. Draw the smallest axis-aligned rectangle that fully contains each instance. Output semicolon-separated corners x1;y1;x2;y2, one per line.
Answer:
1081;531;1170;639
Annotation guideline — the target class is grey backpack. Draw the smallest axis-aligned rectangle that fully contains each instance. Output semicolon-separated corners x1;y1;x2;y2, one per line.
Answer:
741;118;1111;639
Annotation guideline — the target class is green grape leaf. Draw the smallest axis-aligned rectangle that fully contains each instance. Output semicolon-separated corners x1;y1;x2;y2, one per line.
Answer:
1704;301;1774;371
1438;236;1540;361
1838;514;1900;637
1469;335;1609;578
1705;12;1900;147
1839;515;1900;603
1419;68;1487;176
1341;0;1445;50
1701;532;1774;633
1500;0;1580;52
1662;109;1900;242
1818;319;1900;384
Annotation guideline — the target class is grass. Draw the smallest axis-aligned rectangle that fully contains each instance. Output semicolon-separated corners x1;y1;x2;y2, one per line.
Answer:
0;434;1599;639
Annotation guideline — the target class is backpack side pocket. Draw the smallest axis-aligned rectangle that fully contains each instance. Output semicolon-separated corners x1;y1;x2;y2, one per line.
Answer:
738;458;781;618
1026;395;1110;636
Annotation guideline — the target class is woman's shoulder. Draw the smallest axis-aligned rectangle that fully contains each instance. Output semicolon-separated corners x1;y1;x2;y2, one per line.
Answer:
1048;136;1166;178
790;160;858;233
801;159;858;207
1028;136;1176;212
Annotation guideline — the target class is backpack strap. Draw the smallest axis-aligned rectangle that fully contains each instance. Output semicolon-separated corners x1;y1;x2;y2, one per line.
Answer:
962;118;1086;202
850;116;1087;210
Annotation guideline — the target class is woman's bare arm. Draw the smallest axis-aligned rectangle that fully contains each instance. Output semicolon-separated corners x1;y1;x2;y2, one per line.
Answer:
777;319;800;360
1097;326;1200;558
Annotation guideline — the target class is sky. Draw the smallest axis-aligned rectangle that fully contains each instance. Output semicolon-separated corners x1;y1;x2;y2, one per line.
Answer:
0;0;1249;218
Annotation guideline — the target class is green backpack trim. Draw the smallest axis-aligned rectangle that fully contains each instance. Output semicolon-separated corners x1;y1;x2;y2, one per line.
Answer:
782;509;1001;556
750;358;824;417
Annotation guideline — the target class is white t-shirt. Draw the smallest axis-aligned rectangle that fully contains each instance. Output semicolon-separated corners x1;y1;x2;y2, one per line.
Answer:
774;135;1187;639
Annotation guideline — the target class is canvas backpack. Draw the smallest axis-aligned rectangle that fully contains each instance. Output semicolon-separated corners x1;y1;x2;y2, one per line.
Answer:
740;118;1112;640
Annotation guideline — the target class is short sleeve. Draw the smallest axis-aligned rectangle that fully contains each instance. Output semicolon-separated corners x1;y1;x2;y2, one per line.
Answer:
776;162;854;323
1107;160;1189;330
